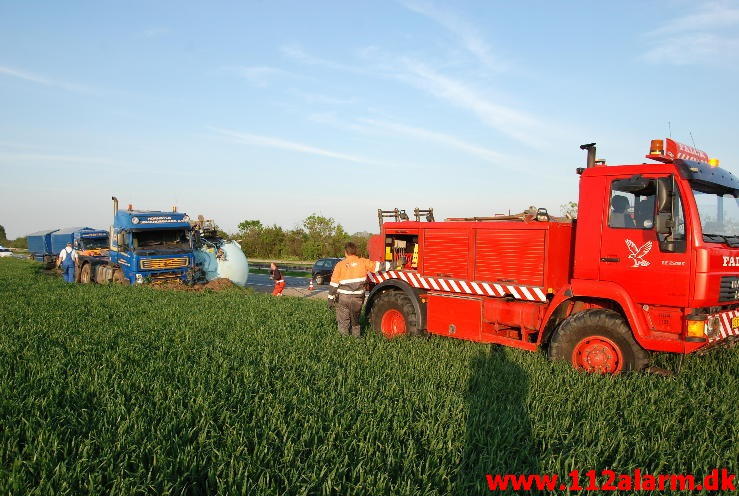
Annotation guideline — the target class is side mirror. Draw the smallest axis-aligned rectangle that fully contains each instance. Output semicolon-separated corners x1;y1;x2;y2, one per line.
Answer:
116;232;126;249
656;177;673;213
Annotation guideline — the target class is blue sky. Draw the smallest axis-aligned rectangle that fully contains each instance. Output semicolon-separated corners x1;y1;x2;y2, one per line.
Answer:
1;0;738;239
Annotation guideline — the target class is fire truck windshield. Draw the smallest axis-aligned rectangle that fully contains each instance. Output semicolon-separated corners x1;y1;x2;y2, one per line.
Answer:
691;183;739;245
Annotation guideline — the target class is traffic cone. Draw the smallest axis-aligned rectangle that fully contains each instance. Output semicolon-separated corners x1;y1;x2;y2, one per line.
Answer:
308;279;314;291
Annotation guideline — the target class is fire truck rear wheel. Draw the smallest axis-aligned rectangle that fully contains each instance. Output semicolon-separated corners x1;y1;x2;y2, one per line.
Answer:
549;309;649;374
79;263;92;284
369;290;423;338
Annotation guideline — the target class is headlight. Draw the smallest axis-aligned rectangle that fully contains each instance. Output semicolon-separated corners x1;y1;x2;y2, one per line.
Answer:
131;216;140;224
135;274;144;284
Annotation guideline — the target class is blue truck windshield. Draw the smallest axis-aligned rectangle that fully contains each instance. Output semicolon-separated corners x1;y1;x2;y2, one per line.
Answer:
79;237;108;250
133;229;190;250
692;184;739;244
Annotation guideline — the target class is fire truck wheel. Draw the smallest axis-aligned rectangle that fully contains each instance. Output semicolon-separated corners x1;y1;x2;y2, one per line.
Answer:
369;290;423;338
79;263;92;284
549;309;649;374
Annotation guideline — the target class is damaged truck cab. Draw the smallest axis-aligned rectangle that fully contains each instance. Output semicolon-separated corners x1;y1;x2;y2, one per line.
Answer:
365;139;739;373
79;197;195;284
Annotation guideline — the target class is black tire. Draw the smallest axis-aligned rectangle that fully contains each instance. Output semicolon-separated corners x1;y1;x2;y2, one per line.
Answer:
549;309;649;374
368;290;424;338
315;274;324;285
79;263;92;284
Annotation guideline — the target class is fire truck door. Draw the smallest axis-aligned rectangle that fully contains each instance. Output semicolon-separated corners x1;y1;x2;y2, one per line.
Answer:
598;176;690;307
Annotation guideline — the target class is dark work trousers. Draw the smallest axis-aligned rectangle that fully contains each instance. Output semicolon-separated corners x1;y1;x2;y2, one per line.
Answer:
336;294;364;337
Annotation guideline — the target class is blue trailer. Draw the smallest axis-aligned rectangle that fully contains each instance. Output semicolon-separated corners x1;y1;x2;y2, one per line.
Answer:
27;229;60;267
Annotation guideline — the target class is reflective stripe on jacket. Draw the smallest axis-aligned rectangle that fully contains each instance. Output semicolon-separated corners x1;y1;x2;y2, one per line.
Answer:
328;255;379;300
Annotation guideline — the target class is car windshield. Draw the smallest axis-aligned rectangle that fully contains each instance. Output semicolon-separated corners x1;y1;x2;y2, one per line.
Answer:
691;182;739;244
79;237;108;250
133;229;189;249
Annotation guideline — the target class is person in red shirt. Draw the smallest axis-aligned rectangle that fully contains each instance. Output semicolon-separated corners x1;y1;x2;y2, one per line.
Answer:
270;262;286;296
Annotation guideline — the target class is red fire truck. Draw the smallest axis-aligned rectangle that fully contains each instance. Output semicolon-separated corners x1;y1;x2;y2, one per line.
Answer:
365;139;739;373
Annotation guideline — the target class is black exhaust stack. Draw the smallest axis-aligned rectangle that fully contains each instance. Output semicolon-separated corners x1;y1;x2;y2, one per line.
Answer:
580;143;596;168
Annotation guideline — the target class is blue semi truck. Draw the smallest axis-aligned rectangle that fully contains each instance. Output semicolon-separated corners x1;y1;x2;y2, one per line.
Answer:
78;197;197;284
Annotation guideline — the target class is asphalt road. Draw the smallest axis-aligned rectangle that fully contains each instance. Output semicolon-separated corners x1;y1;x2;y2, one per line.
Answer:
246;272;330;299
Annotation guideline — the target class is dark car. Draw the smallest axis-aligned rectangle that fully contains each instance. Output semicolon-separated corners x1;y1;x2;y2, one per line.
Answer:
311;258;341;285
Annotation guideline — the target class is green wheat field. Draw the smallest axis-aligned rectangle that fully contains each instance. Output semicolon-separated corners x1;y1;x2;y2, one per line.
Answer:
0;258;736;495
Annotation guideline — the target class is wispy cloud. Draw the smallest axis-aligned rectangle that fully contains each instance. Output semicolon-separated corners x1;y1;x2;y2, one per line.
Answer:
358;118;510;165
0;65;92;93
230;66;300;87
0;152;116;165
135;27;170;39
212;127;387;166
291;89;355;105
281;44;365;74
643;1;739;65
397;60;543;145
281;44;546;145
400;0;503;70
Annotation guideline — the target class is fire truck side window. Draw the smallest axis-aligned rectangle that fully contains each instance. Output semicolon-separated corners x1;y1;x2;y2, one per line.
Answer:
609;179;656;230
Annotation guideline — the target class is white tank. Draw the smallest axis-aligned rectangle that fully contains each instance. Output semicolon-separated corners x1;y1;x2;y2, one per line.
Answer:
195;240;249;286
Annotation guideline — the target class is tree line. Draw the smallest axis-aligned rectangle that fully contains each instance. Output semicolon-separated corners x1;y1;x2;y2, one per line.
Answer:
235;214;369;261
0;225;26;249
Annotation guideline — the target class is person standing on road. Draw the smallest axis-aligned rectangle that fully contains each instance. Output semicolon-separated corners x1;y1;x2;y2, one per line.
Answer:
56;242;78;283
270;262;286;296
328;242;380;337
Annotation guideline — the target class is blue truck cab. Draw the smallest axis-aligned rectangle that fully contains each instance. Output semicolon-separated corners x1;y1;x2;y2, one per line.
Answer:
51;227;109;254
107;198;195;284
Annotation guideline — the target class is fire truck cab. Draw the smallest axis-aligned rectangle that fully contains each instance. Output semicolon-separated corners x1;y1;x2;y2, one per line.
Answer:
365;139;739;373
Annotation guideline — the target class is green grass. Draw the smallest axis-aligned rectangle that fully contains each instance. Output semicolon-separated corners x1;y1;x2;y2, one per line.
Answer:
0;257;737;495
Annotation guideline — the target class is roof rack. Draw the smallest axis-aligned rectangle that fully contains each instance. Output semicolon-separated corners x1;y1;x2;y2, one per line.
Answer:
378;208;409;227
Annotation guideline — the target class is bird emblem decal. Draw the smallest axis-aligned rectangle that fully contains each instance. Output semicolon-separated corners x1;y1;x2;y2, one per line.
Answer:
625;239;652;267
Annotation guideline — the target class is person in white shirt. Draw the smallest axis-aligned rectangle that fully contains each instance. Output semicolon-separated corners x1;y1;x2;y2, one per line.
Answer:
56;242;79;283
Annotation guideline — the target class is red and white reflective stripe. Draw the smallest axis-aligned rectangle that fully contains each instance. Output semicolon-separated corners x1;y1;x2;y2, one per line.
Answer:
366;271;548;302
710;308;739;342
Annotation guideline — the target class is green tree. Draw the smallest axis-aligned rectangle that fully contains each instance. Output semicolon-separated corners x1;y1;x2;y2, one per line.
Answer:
0;224;6;243
560;201;578;219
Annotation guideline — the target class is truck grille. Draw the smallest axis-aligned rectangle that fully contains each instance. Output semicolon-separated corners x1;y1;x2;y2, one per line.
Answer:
140;257;189;270
719;276;739;302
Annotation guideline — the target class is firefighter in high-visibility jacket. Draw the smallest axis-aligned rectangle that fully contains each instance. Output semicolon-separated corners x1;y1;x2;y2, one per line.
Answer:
328;242;380;337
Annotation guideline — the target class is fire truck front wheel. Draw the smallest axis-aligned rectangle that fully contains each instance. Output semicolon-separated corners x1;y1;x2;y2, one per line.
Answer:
369;290;423;338
549;309;649;374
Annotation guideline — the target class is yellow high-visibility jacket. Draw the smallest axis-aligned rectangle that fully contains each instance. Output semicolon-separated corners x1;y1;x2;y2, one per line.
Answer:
328;255;380;300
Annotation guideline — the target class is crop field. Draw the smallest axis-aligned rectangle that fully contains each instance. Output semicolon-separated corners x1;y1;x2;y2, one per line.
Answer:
0;257;737;495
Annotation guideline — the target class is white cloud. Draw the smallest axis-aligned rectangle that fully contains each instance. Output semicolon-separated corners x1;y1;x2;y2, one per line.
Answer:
136;27;170;39
0;65;91;93
211;127;387;166
358;117;510;165
291;89;355;105
397;60;544;145
643;1;739;65
231;66;298;87
400;0;504;70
